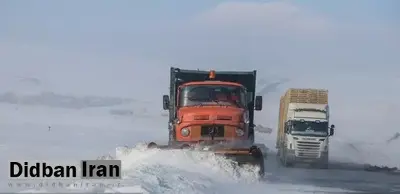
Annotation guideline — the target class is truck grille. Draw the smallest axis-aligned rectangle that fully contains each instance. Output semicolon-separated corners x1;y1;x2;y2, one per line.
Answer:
200;125;224;137
295;141;321;158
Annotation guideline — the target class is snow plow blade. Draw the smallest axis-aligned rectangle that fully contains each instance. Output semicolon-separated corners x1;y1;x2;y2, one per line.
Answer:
146;142;265;177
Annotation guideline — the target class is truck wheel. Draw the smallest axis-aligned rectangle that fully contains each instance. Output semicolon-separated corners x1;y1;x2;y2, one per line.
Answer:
318;159;329;169
317;154;329;169
281;149;294;167
276;150;282;165
310;159;328;169
320;163;329;169
279;149;285;165
283;158;294;167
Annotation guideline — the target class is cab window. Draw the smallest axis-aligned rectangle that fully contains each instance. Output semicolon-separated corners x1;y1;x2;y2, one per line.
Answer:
179;85;247;108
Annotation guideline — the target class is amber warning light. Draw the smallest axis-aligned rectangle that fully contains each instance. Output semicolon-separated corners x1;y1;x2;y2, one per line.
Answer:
209;70;216;79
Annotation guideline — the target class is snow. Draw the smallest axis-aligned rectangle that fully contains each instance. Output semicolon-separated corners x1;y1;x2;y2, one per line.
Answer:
329;137;400;168
0;94;357;194
0;89;398;193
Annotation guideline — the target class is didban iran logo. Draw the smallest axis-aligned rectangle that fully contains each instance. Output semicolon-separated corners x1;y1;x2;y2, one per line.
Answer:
9;160;121;179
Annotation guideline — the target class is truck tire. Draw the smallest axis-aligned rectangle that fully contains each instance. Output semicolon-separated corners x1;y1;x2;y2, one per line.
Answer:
311;162;328;169
276;150;281;164
281;148;294;167
319;163;329;169
318;158;329;169
318;153;329;169
283;157;294;167
310;157;328;169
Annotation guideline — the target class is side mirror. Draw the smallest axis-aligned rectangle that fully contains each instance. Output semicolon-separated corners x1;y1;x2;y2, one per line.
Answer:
284;123;290;133
162;95;170;110
330;124;335;136
255;96;263;111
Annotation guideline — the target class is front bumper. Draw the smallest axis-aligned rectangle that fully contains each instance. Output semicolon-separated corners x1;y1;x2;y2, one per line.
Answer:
286;149;328;163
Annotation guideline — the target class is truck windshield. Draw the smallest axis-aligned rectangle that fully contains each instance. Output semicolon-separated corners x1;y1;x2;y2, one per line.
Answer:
179;84;246;108
291;121;328;136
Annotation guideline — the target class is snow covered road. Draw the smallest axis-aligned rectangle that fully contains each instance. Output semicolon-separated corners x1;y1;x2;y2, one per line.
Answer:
263;151;400;193
0;103;399;193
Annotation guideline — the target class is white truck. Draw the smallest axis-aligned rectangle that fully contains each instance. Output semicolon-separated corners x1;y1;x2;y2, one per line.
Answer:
276;88;335;168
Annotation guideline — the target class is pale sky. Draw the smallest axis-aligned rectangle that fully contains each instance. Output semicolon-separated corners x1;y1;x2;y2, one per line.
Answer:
1;0;399;139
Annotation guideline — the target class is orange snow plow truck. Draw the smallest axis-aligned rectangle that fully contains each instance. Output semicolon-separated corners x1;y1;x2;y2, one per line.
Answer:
147;67;265;176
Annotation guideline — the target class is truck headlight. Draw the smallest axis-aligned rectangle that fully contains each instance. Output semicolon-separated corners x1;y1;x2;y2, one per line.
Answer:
181;128;190;137
236;128;244;136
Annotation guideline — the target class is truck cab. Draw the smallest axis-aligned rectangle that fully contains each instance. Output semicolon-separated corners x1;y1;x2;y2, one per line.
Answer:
285;119;334;155
284;104;334;167
162;68;262;148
